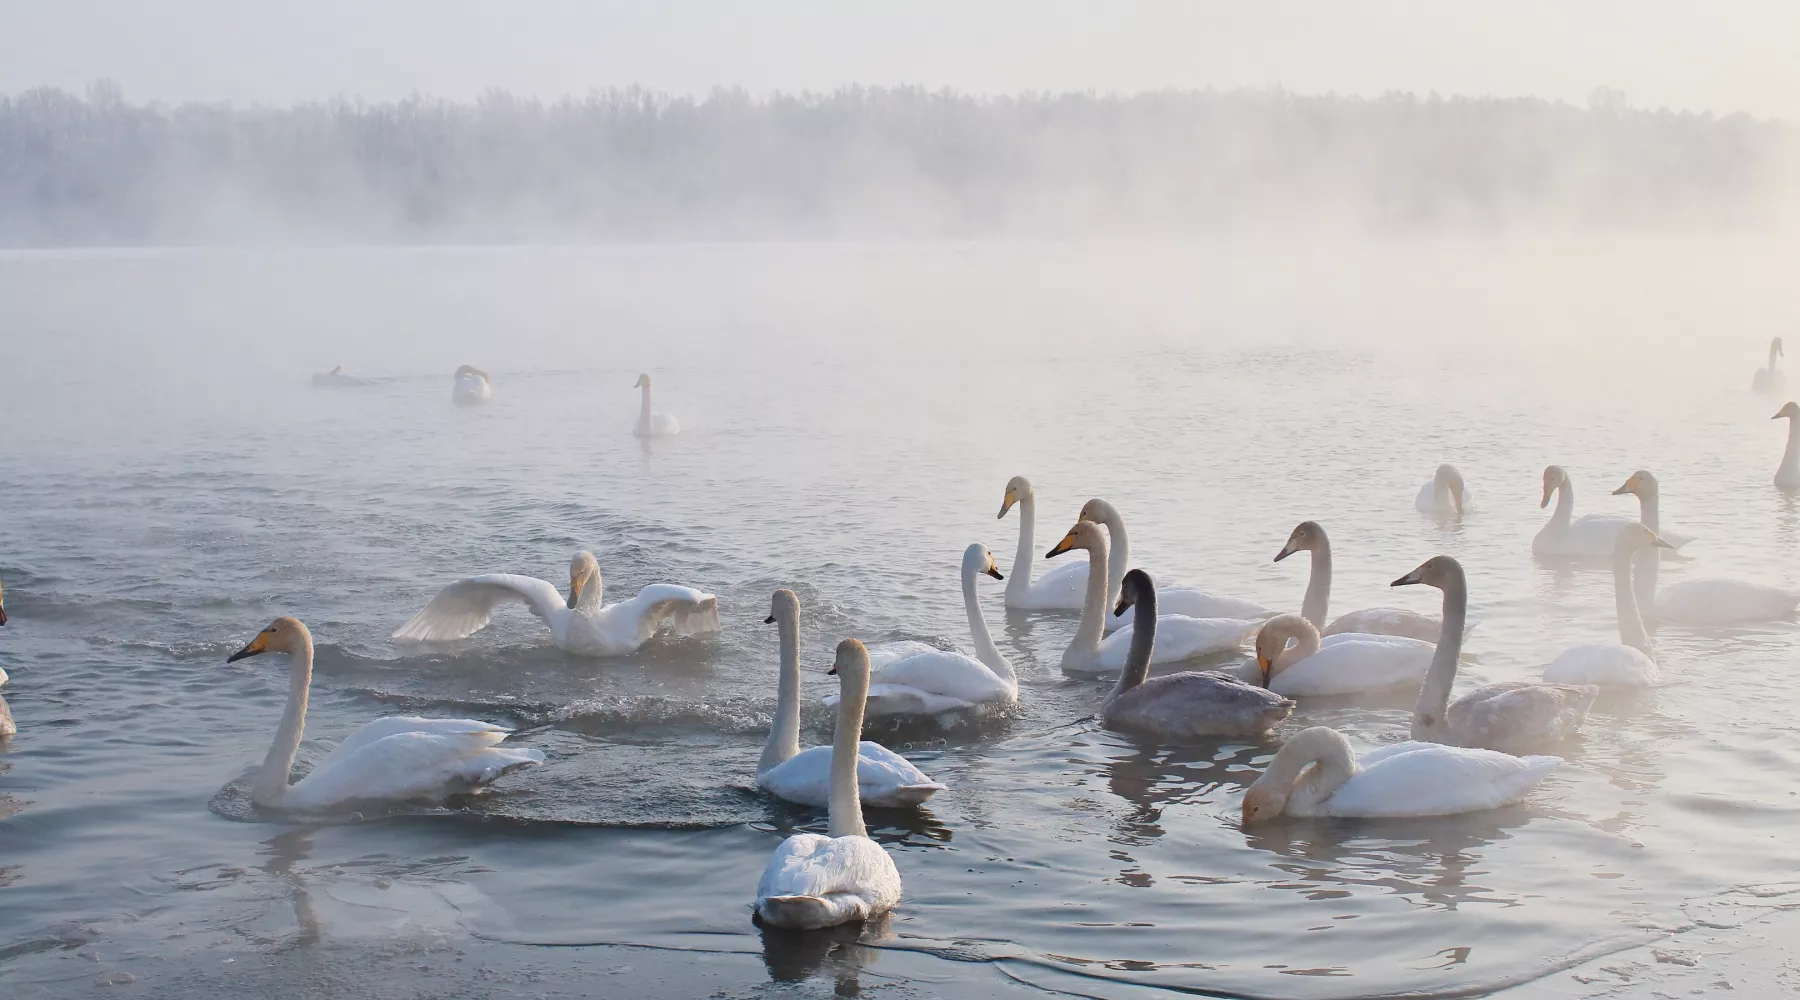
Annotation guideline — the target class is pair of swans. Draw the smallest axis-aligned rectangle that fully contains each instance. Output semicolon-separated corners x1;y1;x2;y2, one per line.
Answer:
1415;464;1470;515
757;590;945;807
1535;465;1693;559
634;373;680;437
393;550;719;656
452;365;492;405
225;617;543;811
1606;470;1795;623
755;639;903;929
1755;337;1785;394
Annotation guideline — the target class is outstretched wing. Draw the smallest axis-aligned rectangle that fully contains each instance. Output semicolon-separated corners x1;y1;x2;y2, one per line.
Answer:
618;584;719;644
392;574;566;641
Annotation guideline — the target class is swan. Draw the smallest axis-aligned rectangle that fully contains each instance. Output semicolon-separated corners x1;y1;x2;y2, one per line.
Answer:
224;617;544;811
1395;556;1597;754
452;365;491;405
757;590;945;808
1610;470;1699;607
311;365;370;387
1274;520;1445;640
1543;523;1669;686
997;476;1087;611
1754;337;1785;394
1534;465;1641;558
1102;569;1294;738
1775;403;1800;491
1047;521;1261;677
1252;614;1435;697
827;543;1018;717
1239;726;1560;822
393;550;719;657
1078;498;1272;624
633;373;680;437
1414;464;1469;515
0;579;11;737
755;638;904;929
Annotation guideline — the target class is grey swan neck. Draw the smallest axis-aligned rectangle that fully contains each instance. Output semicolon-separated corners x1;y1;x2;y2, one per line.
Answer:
254;635;315;808
1109;588;1159;702
826;665;870;838
1409;568;1469;743
758;605;803;775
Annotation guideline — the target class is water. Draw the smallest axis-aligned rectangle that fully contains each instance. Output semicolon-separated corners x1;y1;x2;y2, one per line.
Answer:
2;240;1798;998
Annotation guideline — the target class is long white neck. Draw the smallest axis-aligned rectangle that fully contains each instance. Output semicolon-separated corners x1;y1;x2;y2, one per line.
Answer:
1094;507;1129;604
1410;571;1468;743
1434;468;1455;508
1108;588;1158;701
1257;728;1357;816
827;667;870;839
1301;539;1332;629
963;561;1012;681
1070;534;1111;656
638;381;653;424
1631;486;1661;609
1613;545;1653;653
254;637;314;808
758;608;802;775
577;568;604;611
1005;492;1037;603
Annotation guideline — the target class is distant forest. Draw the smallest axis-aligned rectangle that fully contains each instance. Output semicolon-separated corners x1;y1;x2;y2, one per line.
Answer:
0;82;1790;245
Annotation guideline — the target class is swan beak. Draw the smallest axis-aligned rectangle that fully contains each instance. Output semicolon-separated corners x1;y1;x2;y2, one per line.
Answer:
984;566;1005;580
1652;535;1676;550
227;632;269;663
1391;568;1424;587
1775;412;1786;420
1255;654;1272;686
763;614;776;624
1538;484;1554;509
1113;596;1132;616
0;605;8;626
567;577;582;610
998;494;1017;518
1045;530;1080;559
1612;476;1638;496
826;664;838;676
1274;541;1299;563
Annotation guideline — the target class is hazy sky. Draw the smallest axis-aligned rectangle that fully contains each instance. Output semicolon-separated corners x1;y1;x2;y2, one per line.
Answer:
3;1;1798;119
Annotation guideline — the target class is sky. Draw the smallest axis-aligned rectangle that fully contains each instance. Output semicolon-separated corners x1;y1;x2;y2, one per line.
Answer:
2;1;1798;119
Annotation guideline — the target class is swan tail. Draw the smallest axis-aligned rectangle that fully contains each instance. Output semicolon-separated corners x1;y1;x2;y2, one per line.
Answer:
890;782;947;805
757;893;867;930
458;746;547;789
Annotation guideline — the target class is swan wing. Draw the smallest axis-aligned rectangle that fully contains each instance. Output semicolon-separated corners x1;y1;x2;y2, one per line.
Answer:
284;729;544;811
1104;670;1294;738
1323;608;1445;642
1656;577;1799;624
1269;638;1434;697
1320;743;1560;817
392;574;566;642
860;648;1013;707
865;640;943;671
602;584;720;646
758;742;945;808
312;716;510;771
1101;616;1259;668
755;833;902;929
1539;514;1634;557
1154;588;1274;621
1544;643;1658;687
1013;559;1088;610
1444;680;1596;754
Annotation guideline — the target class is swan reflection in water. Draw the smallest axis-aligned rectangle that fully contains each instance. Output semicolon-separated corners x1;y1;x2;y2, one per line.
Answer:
759;913;892;995
1099;737;1267;846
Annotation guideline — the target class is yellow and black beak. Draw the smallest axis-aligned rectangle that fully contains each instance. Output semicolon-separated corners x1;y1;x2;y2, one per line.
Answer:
998;493;1017;519
1045;529;1081;559
567;576;583;610
827;663;838;676
763;613;777;624
984;563;1005;581
227;631;270;663
1256;654;1272;687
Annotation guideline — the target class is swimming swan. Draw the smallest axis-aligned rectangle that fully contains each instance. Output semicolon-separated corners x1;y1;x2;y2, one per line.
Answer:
312;365;370;387
1543;524;1668;686
1047;521;1261;677
1610;470;1695;606
633;373;680;437
1534;465;1662;558
1275;520;1445;640
0;580;11;737
393;551;719;657
997;476;1087;611
827;543;1018;717
225;617;544;811
1754;337;1785;394
1101;569;1294;738
757;590;945;807
452;365;492;405
1078;498;1272;623
1240;726;1560;822
1775;403;1800;491
1252;614;1435;697
1395;556;1598;754
1414;464;1470;515
755;639;904;929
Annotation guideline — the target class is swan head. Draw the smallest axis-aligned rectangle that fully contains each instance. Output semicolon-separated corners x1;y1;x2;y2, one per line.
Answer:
1274;521;1324;562
227;615;311;662
1614;522;1674;555
634;373;650;388
1392;554;1464;592
1612;470;1657;498
765;588;799;625
963;542;1004;581
1046;520;1106;560
1252;613;1313;685
0;579;7;627
1776;401;1800;421
998;475;1033;519
568;551;601;609
1241;783;1285;825
1539;465;1569;508
1114;568;1154;618
1076;498;1122;530
826;638;870;679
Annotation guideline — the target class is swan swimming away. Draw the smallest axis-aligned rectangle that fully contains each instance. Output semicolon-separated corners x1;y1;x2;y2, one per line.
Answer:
393;550;719;657
827;543;1018;717
1543;523;1669;687
1754;337;1785;394
0;580;11;737
1395;555;1597;754
1414;464;1469;515
1775;403;1800;491
633;373;680;437
755;638;904;929
757;590;945;807
452;365;492;405
1078;498;1272;623
1240;726;1560;822
1275;520;1445;640
997;476;1087;611
311;364;370;387
1047;520;1261;677
225;617;544;811
1253;613;1435;697
1534;465;1687;558
1101;569;1294;738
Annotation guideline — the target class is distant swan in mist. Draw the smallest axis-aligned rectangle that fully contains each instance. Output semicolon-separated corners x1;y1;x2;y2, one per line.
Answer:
1414;464;1469;515
633;373;680;437
1274;520;1448;641
1078;498;1272;623
757;590;945;808
452;365;491;405
1543;523;1669;687
997;476;1087;611
226;617;543;811
312;365;370;387
393;551;719;657
1776;403;1800;491
1754;337;1784;393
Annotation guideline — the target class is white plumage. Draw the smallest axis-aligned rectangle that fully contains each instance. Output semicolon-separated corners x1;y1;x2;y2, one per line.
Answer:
1243;727;1560;821
1414;464;1470;515
1255;615;1436;697
451;365;491;405
997;476;1088;611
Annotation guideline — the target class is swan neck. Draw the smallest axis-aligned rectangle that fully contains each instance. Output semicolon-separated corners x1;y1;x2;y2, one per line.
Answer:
1550;479;1574;526
1100;511;1128;604
638;382;653;422
1006;493;1035;601
1785;417;1800;461
1110;589;1158;699
758;609;803;775
827;666;869;839
1257;728;1356;815
1410;573;1467;742
1072;535;1111;655
963;560;1011;680
1301;541;1332;629
254;635;314;807
576;567;604;611
1614;546;1652;652
1274;621;1322;672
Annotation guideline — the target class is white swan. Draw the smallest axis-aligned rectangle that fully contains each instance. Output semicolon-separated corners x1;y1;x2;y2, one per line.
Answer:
1240;726;1560;822
225;617;543;811
997;476;1087;611
757;590;945;808
1754;337;1785;394
633;373;680;437
1252;614;1435;697
452;365;492;405
1414;464;1470;515
1103;570;1294;738
756;638;904;929
1275;520;1445;641
1610;469;1697;607
1047;521;1261;677
0;579;11;737
828;543;1018;717
1544;523;1668;687
311;365;370;387
1078;498;1272;624
1775;403;1800;491
393;551;719;657
1534;465;1640;558
1395;556;1597;754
